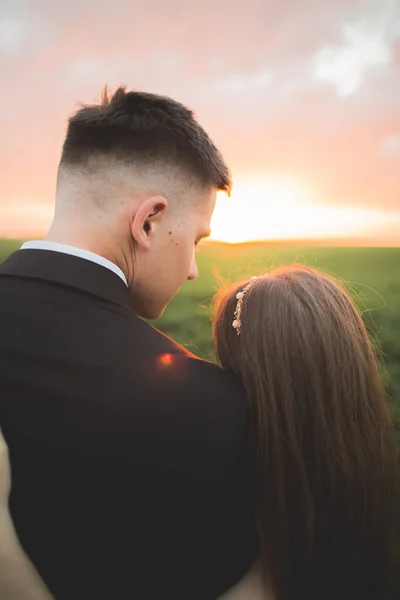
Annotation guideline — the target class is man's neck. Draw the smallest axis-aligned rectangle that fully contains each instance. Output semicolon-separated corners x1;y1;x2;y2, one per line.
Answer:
22;240;129;287
45;219;134;287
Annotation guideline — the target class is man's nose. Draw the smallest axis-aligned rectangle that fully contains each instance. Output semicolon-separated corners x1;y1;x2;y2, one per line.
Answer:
187;259;198;281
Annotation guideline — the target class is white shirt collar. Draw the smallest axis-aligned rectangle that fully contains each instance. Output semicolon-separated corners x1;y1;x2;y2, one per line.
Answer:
21;240;128;287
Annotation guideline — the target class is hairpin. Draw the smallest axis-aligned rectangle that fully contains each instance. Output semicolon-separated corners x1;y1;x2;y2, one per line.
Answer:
232;276;258;335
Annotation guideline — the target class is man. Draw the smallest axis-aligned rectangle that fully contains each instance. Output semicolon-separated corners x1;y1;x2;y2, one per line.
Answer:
0;87;258;599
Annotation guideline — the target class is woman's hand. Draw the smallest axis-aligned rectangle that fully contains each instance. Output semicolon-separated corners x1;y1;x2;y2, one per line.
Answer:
0;426;11;507
217;560;271;600
0;426;54;599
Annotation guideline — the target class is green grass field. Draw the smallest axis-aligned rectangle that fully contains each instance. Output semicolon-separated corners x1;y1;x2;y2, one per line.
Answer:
1;238;399;578
155;242;400;408
1;237;399;411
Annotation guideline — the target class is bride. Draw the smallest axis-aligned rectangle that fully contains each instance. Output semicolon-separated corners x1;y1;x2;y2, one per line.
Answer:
214;266;396;600
0;265;396;600
0;426;53;599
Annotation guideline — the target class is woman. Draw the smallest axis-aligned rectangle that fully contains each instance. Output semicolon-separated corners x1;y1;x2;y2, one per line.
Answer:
215;266;397;600
0;265;397;600
0;426;54;599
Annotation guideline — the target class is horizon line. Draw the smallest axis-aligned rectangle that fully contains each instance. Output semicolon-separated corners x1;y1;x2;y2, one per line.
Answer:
1;234;399;249
206;237;400;248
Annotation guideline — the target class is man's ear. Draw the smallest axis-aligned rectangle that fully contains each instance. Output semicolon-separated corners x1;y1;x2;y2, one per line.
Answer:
131;196;168;249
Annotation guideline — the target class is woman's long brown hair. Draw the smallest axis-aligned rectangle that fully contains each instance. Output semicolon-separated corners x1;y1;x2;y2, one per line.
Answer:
213;265;397;600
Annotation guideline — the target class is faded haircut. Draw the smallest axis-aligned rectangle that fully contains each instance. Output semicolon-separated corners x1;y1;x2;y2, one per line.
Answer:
59;86;231;196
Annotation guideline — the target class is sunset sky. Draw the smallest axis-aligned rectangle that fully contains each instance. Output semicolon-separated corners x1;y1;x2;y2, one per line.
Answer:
0;0;399;244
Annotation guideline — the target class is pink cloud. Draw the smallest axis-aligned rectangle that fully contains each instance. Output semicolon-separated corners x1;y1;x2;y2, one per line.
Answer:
0;0;398;234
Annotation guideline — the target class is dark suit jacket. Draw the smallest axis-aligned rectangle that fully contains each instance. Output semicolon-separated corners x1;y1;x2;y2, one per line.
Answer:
0;249;258;600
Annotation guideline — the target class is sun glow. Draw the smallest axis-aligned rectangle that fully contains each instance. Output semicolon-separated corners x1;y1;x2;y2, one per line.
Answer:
210;173;398;244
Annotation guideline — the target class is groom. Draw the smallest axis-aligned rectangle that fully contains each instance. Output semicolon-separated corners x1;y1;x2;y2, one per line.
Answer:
0;87;258;599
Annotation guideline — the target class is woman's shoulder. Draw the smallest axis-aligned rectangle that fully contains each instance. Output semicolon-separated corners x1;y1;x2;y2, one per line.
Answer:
217;560;275;600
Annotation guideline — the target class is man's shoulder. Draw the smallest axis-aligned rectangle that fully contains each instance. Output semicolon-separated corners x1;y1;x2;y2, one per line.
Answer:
132;315;245;398
129;323;250;481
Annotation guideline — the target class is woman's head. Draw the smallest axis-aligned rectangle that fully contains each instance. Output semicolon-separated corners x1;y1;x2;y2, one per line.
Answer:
213;265;396;600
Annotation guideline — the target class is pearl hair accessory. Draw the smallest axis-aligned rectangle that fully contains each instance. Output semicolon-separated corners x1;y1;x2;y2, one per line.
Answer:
232;276;258;335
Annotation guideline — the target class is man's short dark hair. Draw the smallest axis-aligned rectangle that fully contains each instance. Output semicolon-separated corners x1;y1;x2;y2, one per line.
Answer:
60;86;231;193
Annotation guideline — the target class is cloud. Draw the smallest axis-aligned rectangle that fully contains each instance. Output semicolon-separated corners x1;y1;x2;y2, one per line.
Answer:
0;17;25;56
213;69;274;94
312;0;399;96
312;25;391;96
0;0;399;226
382;134;400;158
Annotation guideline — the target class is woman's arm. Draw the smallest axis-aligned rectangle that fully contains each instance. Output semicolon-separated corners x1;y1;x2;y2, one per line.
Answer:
0;428;54;600
217;560;273;600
